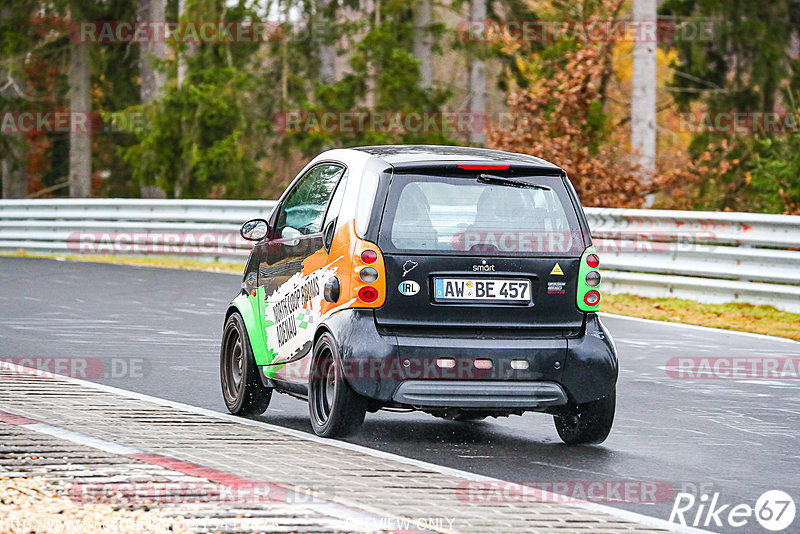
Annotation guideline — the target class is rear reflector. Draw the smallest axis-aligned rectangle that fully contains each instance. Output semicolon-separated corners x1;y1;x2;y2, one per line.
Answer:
358;286;379;303
436;358;456;369
457;164;510;170
584;290;601;306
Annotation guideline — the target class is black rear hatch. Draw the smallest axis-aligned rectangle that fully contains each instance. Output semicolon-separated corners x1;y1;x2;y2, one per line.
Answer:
374;168;588;335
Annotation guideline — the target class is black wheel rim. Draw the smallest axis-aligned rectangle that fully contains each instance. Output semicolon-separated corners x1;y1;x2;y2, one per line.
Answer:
557;412;580;434
221;323;244;406
312;348;335;426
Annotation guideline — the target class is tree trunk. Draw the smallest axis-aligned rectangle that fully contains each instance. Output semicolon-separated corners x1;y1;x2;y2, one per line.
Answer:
1;67;27;197
468;0;486;145
138;0;166;102
413;0;433;89
177;0;187;86
0;5;27;198
2;141;27;199
139;0;167;198
631;0;657;199
318;0;336;83
68;38;91;198
364;0;380;109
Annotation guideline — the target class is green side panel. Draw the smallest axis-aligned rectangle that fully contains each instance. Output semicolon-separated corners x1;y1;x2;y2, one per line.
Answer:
231;289;270;366
577;245;601;312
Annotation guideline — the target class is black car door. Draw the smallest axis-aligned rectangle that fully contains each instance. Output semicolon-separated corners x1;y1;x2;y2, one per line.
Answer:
254;163;345;369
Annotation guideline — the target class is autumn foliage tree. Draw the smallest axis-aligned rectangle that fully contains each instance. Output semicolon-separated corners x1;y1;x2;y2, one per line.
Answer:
488;42;702;208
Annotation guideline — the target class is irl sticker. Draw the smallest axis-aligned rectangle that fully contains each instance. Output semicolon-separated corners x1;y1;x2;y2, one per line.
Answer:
398;280;420;296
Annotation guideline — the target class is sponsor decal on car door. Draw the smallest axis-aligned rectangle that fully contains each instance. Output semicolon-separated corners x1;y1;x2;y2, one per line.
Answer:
262;263;338;366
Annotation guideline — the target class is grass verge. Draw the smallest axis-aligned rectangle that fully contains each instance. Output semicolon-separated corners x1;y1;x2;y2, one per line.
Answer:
603;293;800;342
4;251;799;342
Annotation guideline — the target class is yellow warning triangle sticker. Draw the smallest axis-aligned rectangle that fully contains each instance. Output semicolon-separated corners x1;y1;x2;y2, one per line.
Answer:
550;263;564;276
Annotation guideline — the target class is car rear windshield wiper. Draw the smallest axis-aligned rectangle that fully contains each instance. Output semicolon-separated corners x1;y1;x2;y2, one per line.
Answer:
477;174;551;191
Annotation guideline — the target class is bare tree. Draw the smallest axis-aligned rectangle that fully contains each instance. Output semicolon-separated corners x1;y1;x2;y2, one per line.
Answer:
1;141;27;199
139;0;167;198
631;0;657;192
468;0;486;144
177;0;187;86
413;0;433;89
318;0;337;82
1;47;27;198
68;37;91;198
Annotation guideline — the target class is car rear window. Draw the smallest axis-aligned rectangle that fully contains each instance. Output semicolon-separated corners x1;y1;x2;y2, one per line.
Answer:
379;174;584;256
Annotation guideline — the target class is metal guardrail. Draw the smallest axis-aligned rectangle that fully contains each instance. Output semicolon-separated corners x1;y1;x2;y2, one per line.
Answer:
584;208;800;313
1;200;799;312
0;199;277;263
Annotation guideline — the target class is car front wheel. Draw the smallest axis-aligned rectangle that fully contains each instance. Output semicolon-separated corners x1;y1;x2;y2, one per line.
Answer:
553;390;615;445
220;311;271;416
309;333;366;437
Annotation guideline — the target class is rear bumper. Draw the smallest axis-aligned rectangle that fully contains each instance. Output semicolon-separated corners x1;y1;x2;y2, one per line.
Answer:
393;380;568;408
320;309;617;409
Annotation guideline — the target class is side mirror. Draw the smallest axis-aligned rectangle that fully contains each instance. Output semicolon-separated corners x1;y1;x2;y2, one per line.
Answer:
240;219;269;241
281;226;303;246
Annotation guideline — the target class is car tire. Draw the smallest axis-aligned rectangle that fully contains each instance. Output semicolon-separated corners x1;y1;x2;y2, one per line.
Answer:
220;311;271;417
553;390;615;445
309;333;366;438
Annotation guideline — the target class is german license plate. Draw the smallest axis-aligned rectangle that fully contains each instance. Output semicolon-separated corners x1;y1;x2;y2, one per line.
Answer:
433;278;531;303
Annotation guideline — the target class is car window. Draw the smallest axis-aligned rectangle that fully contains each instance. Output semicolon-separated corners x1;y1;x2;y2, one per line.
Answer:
276;164;344;235
380;174;583;255
323;173;348;229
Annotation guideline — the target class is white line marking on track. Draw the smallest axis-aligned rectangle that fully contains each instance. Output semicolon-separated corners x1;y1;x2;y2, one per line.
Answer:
26;423;145;456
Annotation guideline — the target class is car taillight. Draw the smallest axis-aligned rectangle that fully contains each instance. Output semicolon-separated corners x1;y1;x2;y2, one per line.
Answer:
584;291;601;307
353;243;385;308
578;247;601;311
361;250;378;264
358;286;379;303
359;267;379;283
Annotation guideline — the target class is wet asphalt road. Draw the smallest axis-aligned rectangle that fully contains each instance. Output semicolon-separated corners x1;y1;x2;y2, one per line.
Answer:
1;257;799;532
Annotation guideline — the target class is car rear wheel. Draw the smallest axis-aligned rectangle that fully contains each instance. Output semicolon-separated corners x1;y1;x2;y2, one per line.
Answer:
553;390;615;445
220;312;271;416
309;333;366;437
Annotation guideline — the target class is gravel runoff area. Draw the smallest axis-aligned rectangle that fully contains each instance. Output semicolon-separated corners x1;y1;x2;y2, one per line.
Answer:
0;361;700;534
0;477;189;534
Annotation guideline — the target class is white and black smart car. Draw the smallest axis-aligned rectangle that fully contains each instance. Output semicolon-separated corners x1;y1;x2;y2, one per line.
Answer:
221;145;617;444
